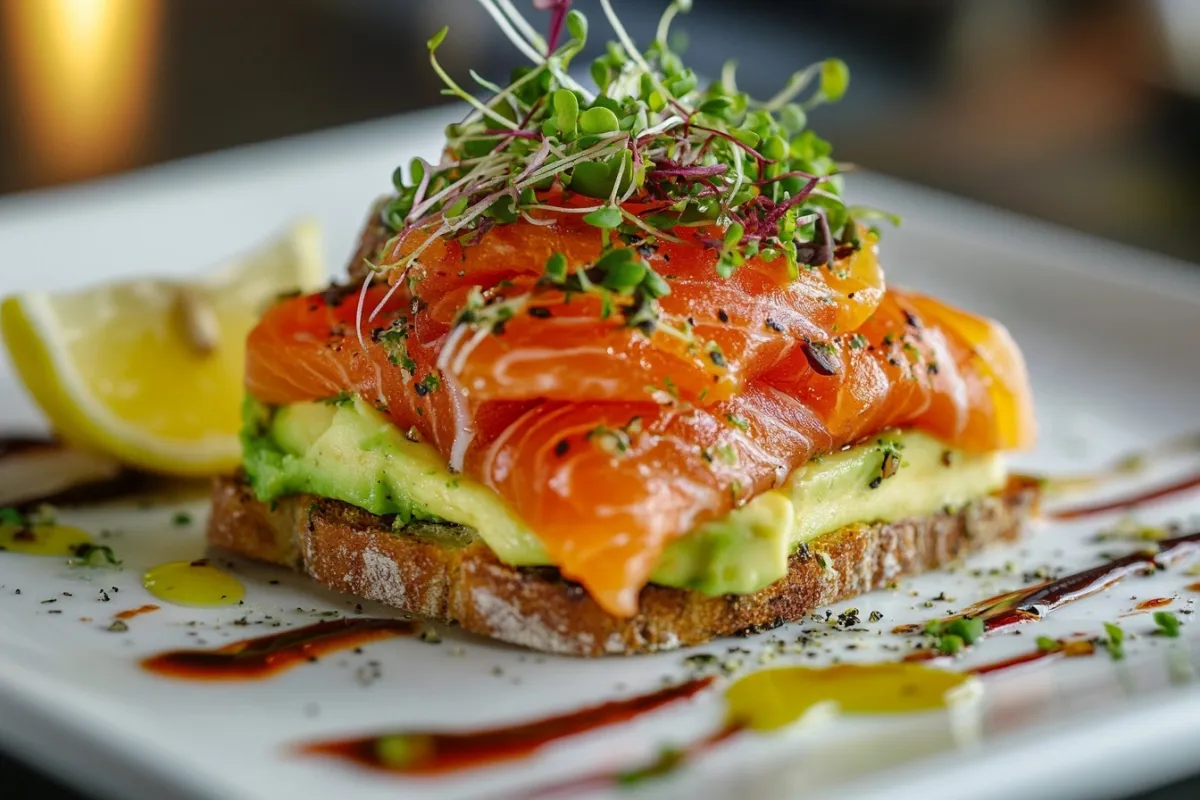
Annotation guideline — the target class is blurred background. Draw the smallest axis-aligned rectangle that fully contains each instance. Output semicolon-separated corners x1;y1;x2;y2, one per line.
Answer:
1;0;1199;798
0;0;1199;261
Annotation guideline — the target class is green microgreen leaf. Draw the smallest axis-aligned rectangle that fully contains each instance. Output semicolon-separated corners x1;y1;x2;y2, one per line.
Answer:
642;269;671;299
668;73;697;97
0;507;25;526
780;103;807;133
409;157;426;186
1102;622;1125;661
723;222;745;250
553;89;578;137
486;195;519;224
937;634;964;655
1036;636;1060;652
697;97;732;117
427;26;448;51
569;161;615;199
925;616;984;652
579;106;621;134
590;60;612;92
566;9;588;42
730;128;760;149
391;166;408;194
761;140;785;166
544;252;568;283
583;206;623;229
726;413;749;431
715;255;737;279
819;58;850;103
1153;611;1181;638
596;250;646;293
944;616;985;645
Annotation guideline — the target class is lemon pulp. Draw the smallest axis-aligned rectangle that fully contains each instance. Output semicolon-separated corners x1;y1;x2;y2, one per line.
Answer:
1;220;324;476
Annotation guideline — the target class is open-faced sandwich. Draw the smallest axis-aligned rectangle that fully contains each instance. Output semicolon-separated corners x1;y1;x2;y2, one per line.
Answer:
208;0;1038;655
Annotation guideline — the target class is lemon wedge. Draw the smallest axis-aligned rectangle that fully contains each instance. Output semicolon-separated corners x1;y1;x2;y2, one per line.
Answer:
1;220;325;476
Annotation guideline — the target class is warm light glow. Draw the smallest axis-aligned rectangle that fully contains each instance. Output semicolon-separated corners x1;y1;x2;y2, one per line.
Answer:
3;0;160;183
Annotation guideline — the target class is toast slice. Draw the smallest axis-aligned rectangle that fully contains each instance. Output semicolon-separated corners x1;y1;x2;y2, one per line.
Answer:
346;199;391;283
208;476;1039;656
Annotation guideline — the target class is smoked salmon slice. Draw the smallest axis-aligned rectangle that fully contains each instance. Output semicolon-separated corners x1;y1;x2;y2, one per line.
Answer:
245;218;1035;617
370;214;885;407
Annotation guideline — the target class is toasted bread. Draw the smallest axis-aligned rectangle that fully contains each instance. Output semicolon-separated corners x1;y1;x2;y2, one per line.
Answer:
346;199;391;283
207;476;1039;656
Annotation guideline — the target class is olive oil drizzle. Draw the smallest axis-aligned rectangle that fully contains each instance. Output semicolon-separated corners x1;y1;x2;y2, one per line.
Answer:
0;522;92;556
142;559;245;608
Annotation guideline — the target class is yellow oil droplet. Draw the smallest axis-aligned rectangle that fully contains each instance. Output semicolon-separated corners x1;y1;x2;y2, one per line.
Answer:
724;663;977;732
0;523;92;556
143;559;244;608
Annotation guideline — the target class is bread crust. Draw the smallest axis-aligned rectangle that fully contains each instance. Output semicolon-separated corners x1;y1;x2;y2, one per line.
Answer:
346;198;392;283
208;476;1039;656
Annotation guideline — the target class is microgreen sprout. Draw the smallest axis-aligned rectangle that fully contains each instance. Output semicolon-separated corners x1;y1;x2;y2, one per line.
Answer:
359;0;895;404
1035;636;1060;652
925;616;985;656
1102;622;1125;660
1153;611;1181;638
373;0;888;292
535;245;671;332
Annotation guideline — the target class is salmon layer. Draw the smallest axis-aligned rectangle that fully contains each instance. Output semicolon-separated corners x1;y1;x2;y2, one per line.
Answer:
245;215;1035;616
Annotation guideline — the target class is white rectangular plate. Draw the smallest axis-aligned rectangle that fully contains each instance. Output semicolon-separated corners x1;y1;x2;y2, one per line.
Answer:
2;109;1200;800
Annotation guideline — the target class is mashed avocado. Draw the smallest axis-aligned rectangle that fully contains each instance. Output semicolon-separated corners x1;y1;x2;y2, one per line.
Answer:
242;397;1005;596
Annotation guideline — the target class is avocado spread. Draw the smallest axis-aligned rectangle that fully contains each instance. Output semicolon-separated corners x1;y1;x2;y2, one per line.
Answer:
242;397;1005;596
